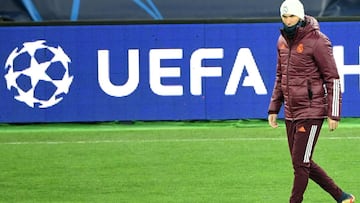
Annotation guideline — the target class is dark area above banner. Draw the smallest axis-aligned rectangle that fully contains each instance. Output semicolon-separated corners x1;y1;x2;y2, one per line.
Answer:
1;0;359;22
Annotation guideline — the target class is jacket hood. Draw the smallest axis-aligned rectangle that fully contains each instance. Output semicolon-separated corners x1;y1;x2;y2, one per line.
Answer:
295;15;319;39
304;15;319;31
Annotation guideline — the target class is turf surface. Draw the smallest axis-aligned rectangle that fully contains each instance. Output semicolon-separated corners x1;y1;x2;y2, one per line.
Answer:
0;119;358;202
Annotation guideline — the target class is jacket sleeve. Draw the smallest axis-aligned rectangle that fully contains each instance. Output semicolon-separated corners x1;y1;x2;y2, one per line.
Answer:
313;34;342;120
268;48;284;114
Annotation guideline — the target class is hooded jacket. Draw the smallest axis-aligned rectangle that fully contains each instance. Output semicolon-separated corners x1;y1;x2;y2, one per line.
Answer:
268;15;342;121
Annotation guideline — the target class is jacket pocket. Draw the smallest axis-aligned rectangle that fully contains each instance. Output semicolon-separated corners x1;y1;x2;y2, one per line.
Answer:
307;80;313;107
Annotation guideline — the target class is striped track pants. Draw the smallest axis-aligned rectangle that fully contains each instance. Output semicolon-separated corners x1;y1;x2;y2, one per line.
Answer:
285;119;342;203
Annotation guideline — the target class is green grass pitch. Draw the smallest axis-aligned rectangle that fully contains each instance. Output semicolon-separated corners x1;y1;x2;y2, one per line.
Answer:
0;119;358;202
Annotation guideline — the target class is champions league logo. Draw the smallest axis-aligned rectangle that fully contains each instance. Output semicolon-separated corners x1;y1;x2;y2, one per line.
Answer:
4;40;74;108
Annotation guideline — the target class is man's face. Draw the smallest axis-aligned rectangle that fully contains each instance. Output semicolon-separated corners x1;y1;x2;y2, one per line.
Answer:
281;14;300;27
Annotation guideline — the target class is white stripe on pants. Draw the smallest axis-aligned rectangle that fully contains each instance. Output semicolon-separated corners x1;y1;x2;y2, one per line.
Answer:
303;125;318;163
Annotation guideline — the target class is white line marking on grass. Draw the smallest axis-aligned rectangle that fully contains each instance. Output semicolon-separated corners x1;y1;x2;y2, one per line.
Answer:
1;136;360;145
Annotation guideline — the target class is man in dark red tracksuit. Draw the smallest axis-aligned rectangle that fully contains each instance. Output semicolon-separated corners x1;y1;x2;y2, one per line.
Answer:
267;0;355;202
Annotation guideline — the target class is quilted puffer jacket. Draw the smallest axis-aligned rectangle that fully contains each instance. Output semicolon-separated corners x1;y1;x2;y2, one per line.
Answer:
268;15;342;121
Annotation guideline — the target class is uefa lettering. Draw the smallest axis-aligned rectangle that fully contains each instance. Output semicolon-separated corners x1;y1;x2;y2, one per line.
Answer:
98;48;267;97
333;46;360;93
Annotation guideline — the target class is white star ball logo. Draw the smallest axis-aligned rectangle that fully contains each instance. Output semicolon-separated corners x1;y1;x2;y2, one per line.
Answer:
4;40;74;108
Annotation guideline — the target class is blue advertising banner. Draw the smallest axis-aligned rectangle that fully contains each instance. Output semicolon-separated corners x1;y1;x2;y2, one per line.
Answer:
0;21;359;123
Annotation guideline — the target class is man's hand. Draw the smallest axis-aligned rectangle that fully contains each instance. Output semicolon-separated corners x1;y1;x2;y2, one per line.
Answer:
328;118;339;131
268;114;279;128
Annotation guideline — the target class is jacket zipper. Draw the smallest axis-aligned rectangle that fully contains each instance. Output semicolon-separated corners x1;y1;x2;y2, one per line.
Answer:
286;40;294;120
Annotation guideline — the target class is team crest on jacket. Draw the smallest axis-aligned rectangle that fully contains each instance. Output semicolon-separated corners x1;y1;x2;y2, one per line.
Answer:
296;43;304;53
